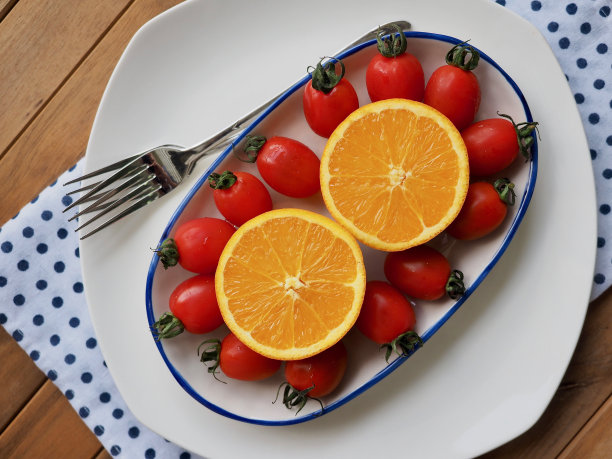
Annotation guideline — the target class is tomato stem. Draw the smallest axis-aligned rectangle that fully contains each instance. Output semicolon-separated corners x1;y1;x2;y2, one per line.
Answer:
497;112;540;161
273;382;324;415
197;339;226;383
381;331;423;362
308;57;346;94
445;40;480;71
151;312;184;340
153;238;179;269
208;170;237;189
376;24;407;58
446;269;466;300
235;135;266;163
494;178;516;205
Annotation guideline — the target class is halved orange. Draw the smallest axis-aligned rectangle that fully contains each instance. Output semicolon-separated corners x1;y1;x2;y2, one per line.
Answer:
215;208;366;360
320;98;470;251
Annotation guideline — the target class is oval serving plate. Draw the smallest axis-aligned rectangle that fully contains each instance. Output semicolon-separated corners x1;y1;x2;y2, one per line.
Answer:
145;31;537;426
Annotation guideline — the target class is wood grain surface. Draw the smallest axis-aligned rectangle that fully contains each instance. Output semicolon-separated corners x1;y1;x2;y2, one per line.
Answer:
0;1;610;457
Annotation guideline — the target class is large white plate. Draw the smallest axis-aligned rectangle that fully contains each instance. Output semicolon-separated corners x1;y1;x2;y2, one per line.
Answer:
81;0;596;457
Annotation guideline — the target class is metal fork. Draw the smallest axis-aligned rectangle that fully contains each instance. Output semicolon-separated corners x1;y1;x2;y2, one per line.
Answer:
64;20;411;239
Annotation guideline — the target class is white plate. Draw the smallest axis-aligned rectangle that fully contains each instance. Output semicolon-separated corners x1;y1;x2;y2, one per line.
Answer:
145;32;537;425
81;0;596;457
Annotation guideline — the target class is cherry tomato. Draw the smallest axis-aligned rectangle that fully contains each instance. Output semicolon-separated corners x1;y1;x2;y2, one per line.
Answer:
209;170;272;226
198;333;281;381
462;114;539;177
446;180;515;240
152;274;223;339
240;135;320;198
356;281;416;344
219;333;281;381
366;26;424;102
285;341;347;398
424;42;481;131
384;245;451;301
173;217;235;274
303;58;359;138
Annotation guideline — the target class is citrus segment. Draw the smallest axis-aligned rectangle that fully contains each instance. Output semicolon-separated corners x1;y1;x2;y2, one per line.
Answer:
320;98;469;251
215;208;366;360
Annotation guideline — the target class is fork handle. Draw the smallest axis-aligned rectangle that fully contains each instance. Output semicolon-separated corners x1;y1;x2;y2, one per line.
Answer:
181;20;412;174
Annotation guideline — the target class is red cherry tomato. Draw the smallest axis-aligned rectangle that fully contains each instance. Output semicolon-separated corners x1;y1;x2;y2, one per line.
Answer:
173;218;235;274
209;170;272;226
462;118;518;176
356;281;416;344
219;333;281;381
285;341;347;398
366;27;424;102
384;245;452;301
169;274;223;334
424;42;481;131
242;136;320;198
446;181;512;240
303;58;358;138
462;115;539;177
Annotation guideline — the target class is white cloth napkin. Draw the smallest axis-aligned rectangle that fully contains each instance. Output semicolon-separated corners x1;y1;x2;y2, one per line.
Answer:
0;0;610;456
0;163;200;458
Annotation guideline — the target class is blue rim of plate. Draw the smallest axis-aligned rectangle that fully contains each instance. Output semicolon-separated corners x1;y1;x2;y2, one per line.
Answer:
145;31;538;426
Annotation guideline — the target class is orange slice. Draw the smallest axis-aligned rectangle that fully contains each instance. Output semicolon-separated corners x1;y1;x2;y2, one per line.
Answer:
215;208;366;360
320;98;470;251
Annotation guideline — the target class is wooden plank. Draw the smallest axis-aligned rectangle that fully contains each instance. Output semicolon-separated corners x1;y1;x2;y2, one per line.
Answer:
0;380;101;458
0;328;46;431
0;0;18;21
559;394;612;459
0;0;132;159
0;0;184;226
95;447;113;459
481;287;612;458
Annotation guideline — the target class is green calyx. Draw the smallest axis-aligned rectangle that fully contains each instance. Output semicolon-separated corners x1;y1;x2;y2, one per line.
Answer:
235;135;267;163
494;178;517;205
197;338;226;383
151;312;184;340
153;238;179;269
309;57;346;94
446;269;466;300
376;24;407;58
208;170;237;190
274;382;324;416
381;330;423;363
497;112;540;161
445;40;480;71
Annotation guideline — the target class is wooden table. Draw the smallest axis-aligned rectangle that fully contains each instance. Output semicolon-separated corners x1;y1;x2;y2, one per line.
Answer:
0;1;610;457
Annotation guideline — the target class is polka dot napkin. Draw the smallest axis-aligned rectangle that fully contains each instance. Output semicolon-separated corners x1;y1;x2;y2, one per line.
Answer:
0;163;198;458
0;1;609;457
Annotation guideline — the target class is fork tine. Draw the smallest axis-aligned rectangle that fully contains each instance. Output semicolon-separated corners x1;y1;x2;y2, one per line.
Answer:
78;185;162;240
75;180;160;232
68;170;154;221
63;153;144;186
66;181;102;195
63;163;149;213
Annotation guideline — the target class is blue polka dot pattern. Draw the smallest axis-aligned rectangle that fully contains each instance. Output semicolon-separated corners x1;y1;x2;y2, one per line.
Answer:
0;162;195;459
145;448;156;459
566;3;577;15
